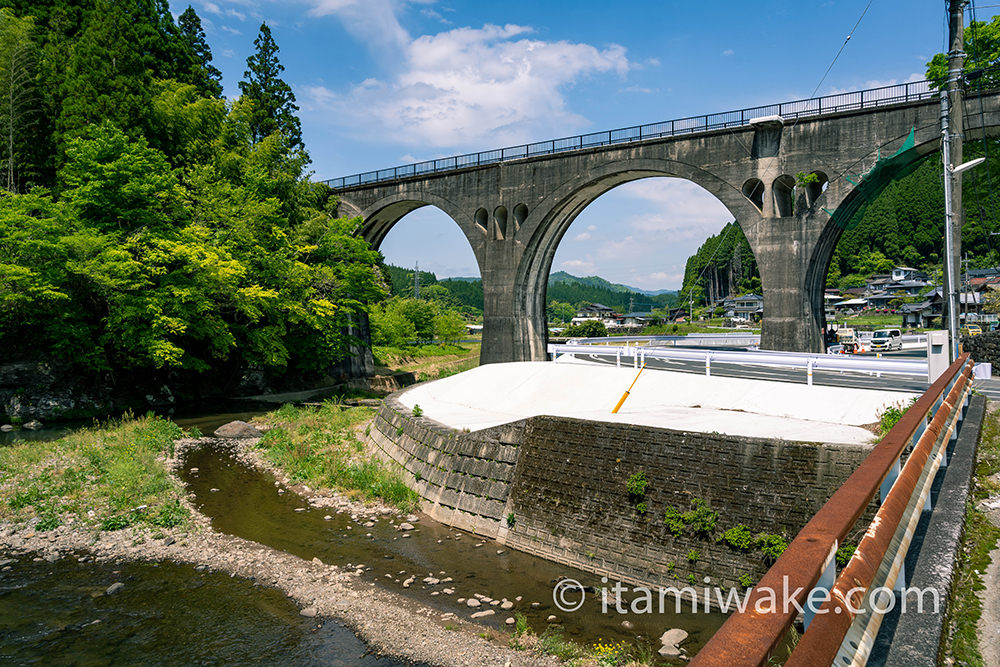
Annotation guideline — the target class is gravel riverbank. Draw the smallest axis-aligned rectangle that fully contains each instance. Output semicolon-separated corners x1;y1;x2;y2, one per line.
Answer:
0;434;558;667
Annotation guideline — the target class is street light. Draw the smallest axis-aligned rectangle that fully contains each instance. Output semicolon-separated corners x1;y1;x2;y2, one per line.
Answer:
950;157;986;174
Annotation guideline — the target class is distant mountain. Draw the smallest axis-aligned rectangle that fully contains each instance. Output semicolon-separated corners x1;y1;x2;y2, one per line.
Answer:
620;285;678;297
383;265;678;313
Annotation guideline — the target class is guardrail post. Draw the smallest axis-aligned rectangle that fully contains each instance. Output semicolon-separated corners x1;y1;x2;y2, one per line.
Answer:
879;458;901;504
616;348;621;368
705;353;711;377
807;359;814;386
804;541;838;630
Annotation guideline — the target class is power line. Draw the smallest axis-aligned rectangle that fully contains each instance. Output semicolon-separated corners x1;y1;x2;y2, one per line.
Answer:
811;0;876;97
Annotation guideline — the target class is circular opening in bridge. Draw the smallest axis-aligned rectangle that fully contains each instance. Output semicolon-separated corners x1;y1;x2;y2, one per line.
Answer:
374;205;483;347
513;203;528;230
742;178;764;211
494;206;508;240
474;207;488;233
773;175;795;217
805;171;829;207
546;177;758;333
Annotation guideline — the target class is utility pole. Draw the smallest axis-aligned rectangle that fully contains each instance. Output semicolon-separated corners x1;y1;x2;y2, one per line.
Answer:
414;261;420;299
942;0;967;359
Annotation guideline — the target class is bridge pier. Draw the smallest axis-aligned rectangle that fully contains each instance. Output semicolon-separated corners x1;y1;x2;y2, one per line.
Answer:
752;212;827;354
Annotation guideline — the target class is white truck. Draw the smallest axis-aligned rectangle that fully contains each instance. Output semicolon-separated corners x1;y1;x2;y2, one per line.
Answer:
837;327;859;353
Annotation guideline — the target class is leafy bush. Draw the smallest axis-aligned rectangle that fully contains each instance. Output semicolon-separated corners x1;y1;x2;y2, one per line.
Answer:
506;512;516;528
684;498;718;536
636;501;647;516
412;404;423;418
625;471;648;498
738;573;754;588
664;506;685;535
687;549;700;562
719;524;754;550
756;533;788;563
836;543;857;567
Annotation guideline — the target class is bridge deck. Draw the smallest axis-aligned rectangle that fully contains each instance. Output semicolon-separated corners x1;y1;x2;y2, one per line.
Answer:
324;79;935;190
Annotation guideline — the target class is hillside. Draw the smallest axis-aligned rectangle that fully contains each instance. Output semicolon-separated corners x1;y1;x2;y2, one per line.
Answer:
383;264;678;314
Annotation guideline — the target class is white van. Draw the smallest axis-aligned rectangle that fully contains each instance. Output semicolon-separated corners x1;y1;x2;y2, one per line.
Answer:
870;328;902;351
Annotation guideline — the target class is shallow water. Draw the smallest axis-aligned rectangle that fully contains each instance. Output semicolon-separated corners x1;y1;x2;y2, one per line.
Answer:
180;445;728;657
0;556;412;666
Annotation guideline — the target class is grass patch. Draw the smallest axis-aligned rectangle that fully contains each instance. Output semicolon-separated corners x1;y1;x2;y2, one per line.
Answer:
258;402;420;512
508;614;653;665
373;342;480;382
0;413;190;531
945;404;1000;665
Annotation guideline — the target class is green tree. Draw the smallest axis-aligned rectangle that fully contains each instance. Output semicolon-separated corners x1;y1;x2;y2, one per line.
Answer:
238;23;301;148
434;310;466;342
177;5;222;98
561;320;607;338
927;16;1000;89
546;300;575;323
59;122;184;233
0;9;37;192
57;0;152;145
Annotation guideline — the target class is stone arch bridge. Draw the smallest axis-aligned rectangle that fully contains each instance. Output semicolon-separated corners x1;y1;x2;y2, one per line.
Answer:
328;83;1000;365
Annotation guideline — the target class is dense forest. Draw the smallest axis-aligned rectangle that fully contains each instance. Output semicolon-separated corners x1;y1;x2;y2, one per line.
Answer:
0;1;385;406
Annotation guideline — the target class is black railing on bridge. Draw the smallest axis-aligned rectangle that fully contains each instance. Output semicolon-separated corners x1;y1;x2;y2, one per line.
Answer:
322;79;935;191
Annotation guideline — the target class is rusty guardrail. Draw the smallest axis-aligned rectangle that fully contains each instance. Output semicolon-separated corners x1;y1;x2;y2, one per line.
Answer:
690;353;974;666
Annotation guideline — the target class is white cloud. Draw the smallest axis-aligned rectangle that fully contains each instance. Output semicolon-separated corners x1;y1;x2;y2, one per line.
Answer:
308;0;410;50
574;231;592;241
561;258;595;272
221;25;242;34
221;48;236;58
722;49;734;56
827;72;924;94
623;86;654;94
202;2;223;16
302;8;631;148
227;8;247;20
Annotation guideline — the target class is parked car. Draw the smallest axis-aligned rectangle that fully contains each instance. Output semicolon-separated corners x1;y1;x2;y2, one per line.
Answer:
960;324;983;337
870;328;902;351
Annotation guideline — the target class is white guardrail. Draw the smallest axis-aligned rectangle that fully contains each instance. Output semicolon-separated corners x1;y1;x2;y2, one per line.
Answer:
547;342;930;385
567;333;928;350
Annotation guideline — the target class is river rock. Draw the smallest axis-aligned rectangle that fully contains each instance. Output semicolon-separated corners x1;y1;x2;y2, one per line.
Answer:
466;598;481;608
300;606;318;617
213;420;262;439
398;522;415;531
546;615;557;622
505;617;516;625
621;620;634;630
470;610;495;619
659;644;682;658
403;577;414;588
22;420;42;430
105;582;125;596
500;600;514;610
0;425;13;432
660;628;688;646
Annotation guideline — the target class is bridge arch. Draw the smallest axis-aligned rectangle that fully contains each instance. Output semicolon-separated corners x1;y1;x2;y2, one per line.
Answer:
341;190;487;272
514;159;762;359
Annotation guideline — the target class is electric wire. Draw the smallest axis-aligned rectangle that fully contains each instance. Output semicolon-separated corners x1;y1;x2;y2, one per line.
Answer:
810;0;876;98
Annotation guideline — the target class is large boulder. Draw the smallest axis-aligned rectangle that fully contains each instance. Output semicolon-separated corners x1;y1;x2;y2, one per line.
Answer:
213;420;263;439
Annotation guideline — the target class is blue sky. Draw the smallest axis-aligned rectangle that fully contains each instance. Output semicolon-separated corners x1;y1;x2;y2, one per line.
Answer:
181;0;999;290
